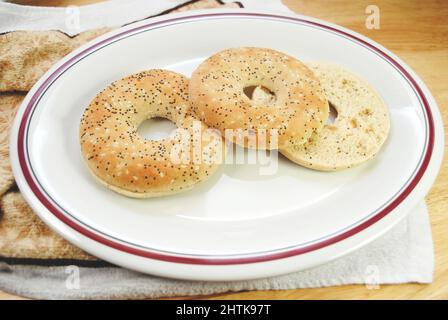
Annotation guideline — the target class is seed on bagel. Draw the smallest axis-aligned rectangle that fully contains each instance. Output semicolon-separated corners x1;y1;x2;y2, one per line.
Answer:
189;47;329;150
80;70;225;198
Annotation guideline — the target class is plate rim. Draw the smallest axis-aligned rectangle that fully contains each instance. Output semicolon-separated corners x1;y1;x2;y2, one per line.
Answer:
10;10;443;267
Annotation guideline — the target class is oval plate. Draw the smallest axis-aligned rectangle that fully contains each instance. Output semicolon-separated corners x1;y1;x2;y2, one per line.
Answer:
10;9;444;281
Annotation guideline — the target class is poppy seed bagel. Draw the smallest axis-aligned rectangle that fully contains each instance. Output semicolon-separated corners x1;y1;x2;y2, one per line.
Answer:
79;70;225;198
189;47;329;150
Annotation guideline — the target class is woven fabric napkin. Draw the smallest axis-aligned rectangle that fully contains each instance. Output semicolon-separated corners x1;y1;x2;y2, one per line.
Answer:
0;0;434;299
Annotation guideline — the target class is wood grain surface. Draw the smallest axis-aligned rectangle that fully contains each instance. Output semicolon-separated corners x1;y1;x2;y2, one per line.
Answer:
1;0;447;300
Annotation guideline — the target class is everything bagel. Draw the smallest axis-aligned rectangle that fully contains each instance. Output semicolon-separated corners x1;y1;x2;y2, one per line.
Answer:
189;47;329;150
80;70;224;198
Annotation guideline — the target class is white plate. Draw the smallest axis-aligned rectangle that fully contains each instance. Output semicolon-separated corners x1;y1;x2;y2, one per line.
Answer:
10;10;444;281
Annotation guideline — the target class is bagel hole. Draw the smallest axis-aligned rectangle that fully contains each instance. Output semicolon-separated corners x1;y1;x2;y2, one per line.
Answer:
326;102;338;125
243;85;276;106
137;117;177;140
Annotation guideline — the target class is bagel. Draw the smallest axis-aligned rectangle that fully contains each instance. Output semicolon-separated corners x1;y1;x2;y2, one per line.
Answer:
189;47;329;150
280;62;390;171
80;70;224;198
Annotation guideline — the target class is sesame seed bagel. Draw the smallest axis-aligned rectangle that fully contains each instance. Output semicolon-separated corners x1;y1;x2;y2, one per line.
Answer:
280;62;390;171
190;47;329;150
80;70;224;198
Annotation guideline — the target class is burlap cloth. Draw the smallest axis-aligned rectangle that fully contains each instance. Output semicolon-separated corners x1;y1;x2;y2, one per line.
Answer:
0;0;241;264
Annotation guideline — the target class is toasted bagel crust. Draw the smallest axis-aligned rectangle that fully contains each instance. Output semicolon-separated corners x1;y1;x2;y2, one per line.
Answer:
190;47;329;150
80;70;224;197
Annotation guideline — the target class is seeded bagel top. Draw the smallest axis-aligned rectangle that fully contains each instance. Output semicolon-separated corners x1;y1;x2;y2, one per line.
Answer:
189;47;329;149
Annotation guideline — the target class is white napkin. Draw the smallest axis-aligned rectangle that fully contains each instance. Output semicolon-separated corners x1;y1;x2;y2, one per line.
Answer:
0;0;434;296
0;0;186;36
0;0;294;36
0;202;434;299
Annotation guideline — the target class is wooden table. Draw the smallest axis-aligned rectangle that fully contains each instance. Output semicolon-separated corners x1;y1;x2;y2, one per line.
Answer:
1;0;447;300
